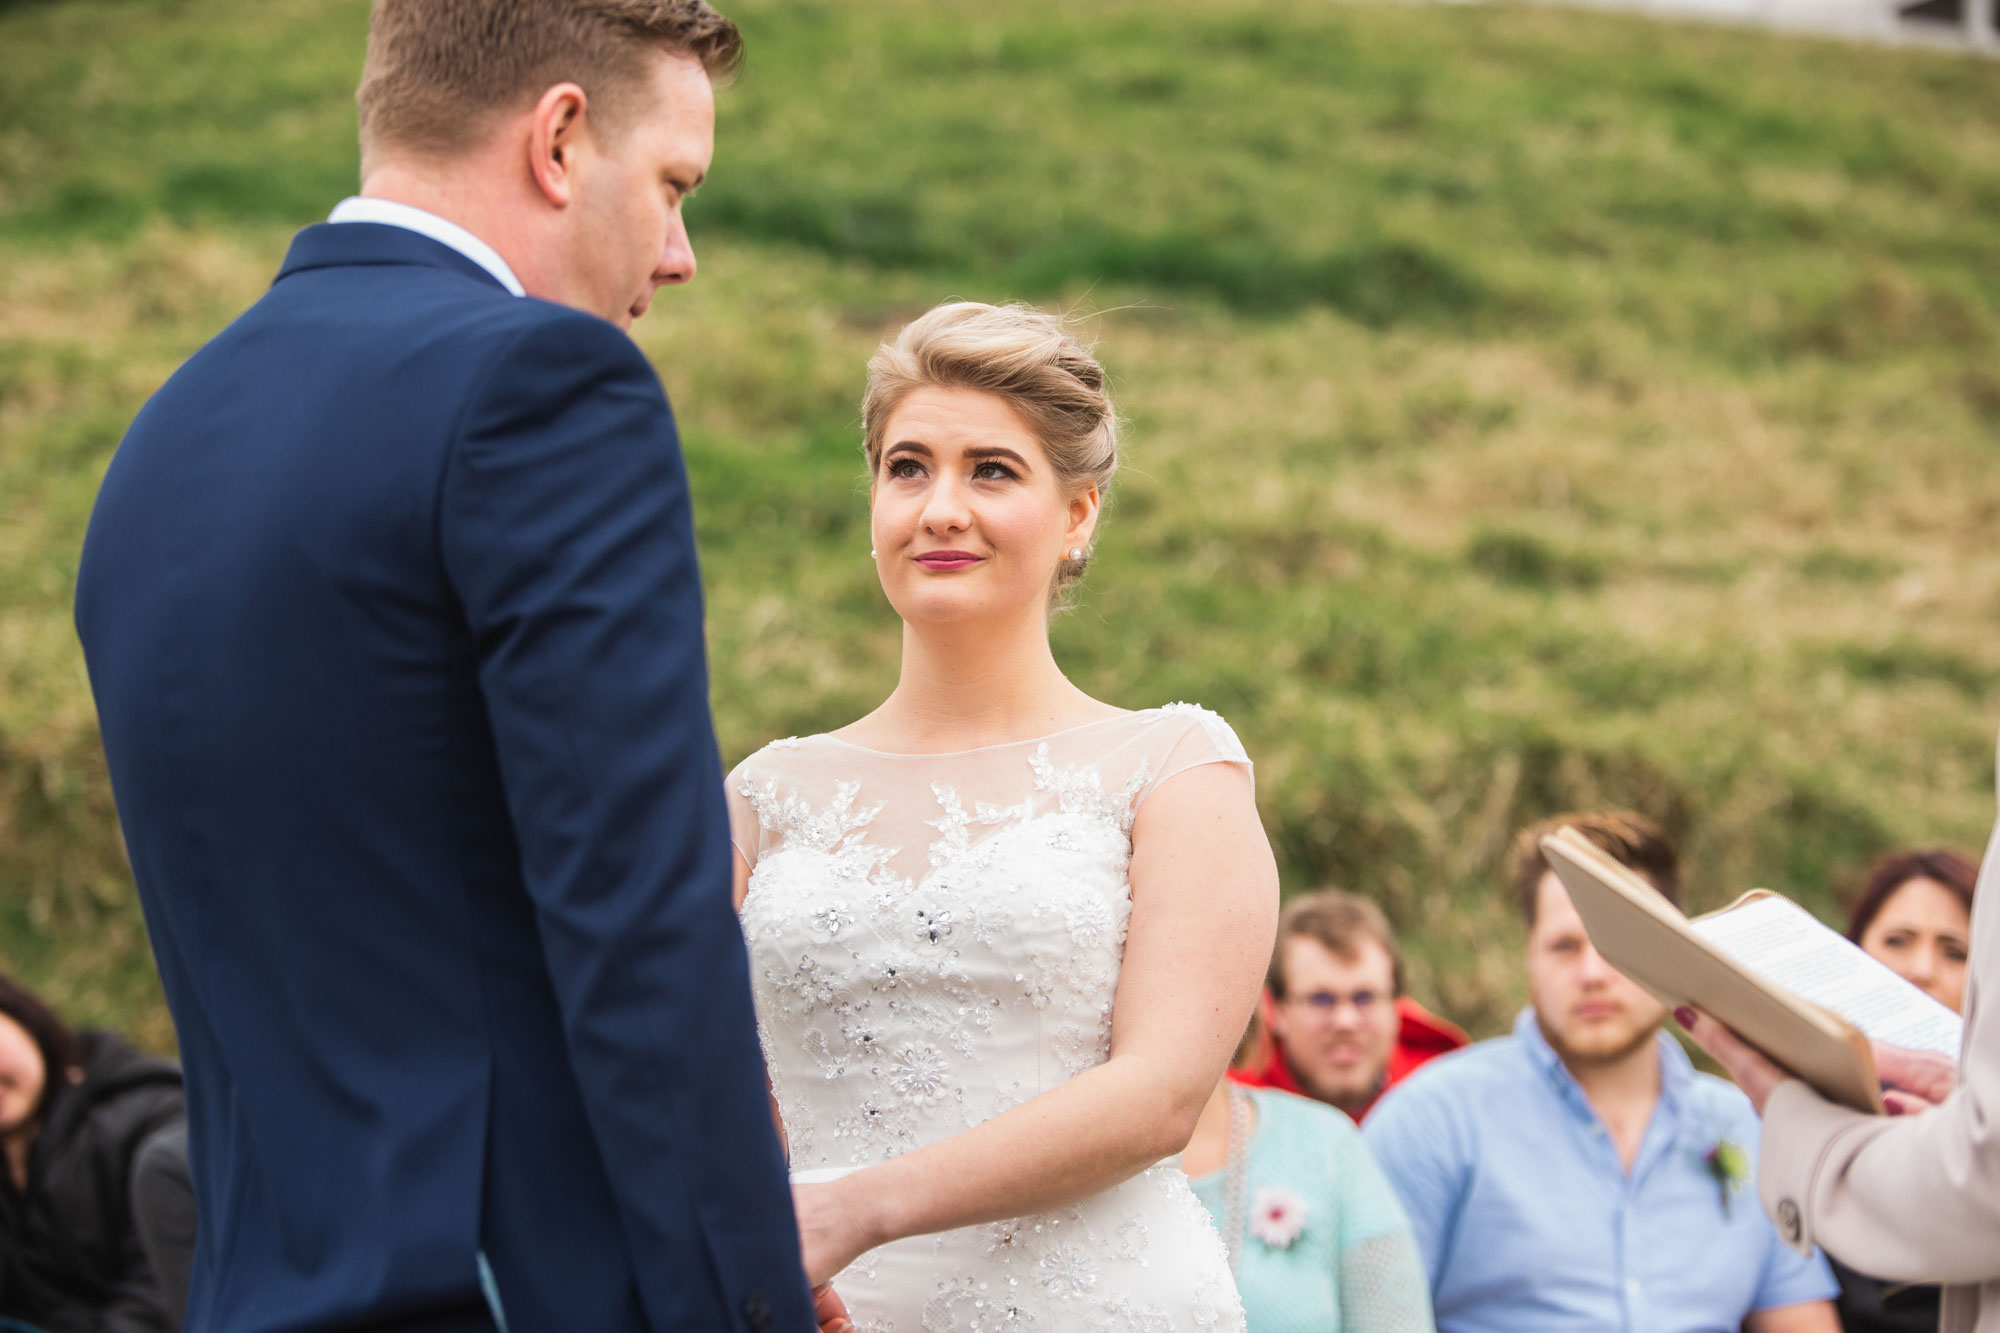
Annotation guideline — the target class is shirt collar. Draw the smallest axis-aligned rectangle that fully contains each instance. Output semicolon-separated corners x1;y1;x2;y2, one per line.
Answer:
327;197;525;297
1513;1006;1694;1123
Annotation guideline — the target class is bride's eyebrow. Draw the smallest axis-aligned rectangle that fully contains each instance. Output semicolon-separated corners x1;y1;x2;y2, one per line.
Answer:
966;446;1031;470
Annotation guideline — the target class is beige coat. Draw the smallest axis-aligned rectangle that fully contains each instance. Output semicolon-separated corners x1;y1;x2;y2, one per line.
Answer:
1760;753;2000;1333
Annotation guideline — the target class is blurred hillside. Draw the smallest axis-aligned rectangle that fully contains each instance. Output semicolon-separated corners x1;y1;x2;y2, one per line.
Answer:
3;0;1997;1048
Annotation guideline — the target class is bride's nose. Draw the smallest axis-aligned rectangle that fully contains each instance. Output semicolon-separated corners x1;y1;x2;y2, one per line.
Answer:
920;475;972;534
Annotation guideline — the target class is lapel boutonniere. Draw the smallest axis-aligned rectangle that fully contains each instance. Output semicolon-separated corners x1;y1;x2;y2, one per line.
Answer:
1704;1137;1748;1218
1248;1185;1308;1250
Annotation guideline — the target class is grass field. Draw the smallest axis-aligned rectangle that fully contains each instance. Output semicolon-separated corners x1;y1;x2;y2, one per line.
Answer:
3;0;1998;1047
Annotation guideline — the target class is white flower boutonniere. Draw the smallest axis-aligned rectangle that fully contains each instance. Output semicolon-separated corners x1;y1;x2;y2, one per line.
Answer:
1248;1185;1308;1250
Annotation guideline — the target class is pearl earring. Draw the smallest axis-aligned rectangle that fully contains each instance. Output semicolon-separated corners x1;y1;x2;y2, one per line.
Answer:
870;548;878;559
1068;547;1084;561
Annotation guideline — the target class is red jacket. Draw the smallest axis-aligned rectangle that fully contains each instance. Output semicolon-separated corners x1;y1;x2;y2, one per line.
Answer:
1231;995;1469;1121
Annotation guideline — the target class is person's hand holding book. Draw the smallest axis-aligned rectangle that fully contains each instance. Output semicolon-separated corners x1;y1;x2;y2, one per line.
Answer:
1679;1006;1958;1118
1676;1006;1791;1113
1874;1042;1958;1115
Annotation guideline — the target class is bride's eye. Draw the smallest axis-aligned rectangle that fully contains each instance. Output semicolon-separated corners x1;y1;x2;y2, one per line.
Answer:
886;458;925;479
974;462;1017;481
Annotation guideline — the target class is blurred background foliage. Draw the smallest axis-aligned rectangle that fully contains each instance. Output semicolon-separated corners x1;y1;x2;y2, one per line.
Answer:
2;0;1997;1048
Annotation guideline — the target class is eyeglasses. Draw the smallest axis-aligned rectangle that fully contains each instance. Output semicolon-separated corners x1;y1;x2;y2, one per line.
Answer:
1282;989;1383;1017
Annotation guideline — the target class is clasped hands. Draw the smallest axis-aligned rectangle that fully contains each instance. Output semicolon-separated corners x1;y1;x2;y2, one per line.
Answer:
1675;1005;1959;1117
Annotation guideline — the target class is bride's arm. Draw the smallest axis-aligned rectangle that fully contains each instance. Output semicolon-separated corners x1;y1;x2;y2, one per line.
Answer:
793;760;1279;1283
731;843;753;911
725;776;758;913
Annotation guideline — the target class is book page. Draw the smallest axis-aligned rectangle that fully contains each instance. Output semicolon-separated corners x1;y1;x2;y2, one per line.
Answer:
1690;895;1963;1058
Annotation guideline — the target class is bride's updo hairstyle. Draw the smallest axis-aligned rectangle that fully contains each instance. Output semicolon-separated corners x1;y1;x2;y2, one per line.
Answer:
862;301;1119;591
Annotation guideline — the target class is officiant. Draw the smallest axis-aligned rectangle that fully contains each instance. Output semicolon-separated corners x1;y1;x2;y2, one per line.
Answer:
1681;763;2000;1333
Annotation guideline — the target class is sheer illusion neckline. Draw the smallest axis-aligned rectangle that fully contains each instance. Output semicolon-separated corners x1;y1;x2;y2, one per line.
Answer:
815;707;1151;759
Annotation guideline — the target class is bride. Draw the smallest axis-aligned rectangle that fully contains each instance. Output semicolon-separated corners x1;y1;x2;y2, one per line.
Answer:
727;301;1278;1331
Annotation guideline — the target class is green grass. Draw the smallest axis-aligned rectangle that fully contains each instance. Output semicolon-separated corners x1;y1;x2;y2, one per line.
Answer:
4;0;1999;1045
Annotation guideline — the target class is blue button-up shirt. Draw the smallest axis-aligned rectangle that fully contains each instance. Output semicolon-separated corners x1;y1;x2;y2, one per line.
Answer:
1363;1010;1835;1333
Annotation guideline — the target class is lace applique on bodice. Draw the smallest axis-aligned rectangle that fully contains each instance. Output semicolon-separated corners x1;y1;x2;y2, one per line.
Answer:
730;705;1251;1332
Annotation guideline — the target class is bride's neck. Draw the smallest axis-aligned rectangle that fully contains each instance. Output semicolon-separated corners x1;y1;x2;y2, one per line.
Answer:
877;611;1086;748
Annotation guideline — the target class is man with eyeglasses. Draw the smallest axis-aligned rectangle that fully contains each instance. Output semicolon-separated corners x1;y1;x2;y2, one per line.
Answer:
1234;890;1467;1122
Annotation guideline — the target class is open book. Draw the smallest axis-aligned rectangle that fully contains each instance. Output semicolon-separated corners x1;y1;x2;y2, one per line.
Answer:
1540;826;1964;1114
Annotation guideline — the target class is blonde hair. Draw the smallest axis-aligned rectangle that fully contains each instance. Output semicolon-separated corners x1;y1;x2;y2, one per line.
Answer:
862;302;1119;590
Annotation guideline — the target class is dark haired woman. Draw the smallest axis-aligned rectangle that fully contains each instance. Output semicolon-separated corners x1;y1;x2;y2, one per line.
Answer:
0;974;185;1333
1849;849;1977;1015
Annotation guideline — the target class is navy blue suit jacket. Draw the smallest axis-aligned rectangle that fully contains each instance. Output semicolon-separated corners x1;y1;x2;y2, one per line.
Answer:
74;223;812;1333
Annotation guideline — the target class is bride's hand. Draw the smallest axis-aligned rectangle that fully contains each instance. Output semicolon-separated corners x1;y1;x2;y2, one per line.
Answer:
813;1283;854;1333
793;1179;881;1286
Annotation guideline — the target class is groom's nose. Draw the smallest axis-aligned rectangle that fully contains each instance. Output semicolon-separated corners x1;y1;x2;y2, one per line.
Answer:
655;214;696;287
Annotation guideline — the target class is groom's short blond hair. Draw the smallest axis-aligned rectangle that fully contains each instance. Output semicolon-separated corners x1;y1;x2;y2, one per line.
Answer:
357;0;742;165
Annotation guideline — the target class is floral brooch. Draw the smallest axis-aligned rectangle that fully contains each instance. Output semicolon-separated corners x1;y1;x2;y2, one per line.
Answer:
1248;1185;1308;1250
1705;1137;1749;1218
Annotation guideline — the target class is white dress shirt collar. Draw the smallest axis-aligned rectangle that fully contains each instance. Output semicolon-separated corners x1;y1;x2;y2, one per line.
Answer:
328;197;525;297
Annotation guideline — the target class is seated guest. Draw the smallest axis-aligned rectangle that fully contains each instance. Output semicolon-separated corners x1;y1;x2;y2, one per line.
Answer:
1826;847;1977;1333
1364;811;1840;1333
1848;848;1976;1014
1183;1054;1434;1332
1234;890;1467;1121
0;974;187;1333
129;1123;193;1328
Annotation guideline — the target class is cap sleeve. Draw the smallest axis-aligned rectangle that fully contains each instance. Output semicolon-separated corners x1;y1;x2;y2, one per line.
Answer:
1139;702;1253;806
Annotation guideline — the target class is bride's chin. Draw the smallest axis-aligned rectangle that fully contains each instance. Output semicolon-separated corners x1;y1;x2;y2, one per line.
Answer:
892;601;988;628
888;588;1030;628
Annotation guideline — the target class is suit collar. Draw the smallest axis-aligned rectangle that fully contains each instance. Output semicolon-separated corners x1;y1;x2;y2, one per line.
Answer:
275;222;510;293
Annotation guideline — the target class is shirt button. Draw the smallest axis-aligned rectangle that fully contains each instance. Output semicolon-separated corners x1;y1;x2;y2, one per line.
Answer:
1627;1279;1642;1296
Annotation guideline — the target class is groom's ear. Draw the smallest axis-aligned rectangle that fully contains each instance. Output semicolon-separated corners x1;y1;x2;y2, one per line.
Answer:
526;82;590;208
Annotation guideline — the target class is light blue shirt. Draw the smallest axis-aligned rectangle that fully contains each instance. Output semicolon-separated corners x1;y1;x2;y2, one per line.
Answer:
1363;1010;1836;1333
328;196;525;296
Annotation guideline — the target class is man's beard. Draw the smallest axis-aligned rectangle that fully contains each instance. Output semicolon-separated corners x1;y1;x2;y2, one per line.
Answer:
1296;1056;1385;1112
1540;1012;1660;1070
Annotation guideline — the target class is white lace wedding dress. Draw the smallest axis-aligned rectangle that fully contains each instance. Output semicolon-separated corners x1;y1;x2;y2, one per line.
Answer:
728;704;1251;1333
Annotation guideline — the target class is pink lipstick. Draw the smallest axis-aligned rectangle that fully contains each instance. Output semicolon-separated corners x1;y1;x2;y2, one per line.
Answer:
914;550;983;571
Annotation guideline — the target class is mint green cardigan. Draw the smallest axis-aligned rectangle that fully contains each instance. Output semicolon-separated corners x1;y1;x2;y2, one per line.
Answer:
1190;1087;1434;1333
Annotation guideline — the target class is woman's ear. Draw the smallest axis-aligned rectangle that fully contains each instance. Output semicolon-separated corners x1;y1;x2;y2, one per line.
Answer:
527;82;589;208
1064;484;1102;550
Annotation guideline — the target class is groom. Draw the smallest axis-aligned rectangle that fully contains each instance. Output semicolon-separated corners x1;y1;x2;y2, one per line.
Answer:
73;3;812;1331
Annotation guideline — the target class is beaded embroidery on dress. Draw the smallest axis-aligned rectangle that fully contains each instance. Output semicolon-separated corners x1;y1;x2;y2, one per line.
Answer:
730;705;1252;1332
